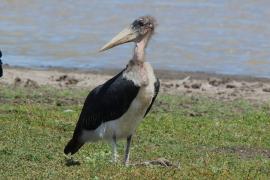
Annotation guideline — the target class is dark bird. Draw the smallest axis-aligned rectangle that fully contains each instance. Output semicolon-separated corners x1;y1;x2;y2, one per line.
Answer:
64;16;159;165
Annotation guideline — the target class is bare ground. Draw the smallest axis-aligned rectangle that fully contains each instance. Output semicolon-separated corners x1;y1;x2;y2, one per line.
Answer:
1;66;270;103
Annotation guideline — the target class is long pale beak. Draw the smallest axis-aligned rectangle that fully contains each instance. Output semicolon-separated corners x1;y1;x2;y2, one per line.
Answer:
99;26;137;52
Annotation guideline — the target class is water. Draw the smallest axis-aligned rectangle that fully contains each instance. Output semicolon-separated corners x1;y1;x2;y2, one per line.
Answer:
1;0;270;77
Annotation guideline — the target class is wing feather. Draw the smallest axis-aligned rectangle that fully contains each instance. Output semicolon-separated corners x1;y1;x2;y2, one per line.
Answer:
73;69;140;137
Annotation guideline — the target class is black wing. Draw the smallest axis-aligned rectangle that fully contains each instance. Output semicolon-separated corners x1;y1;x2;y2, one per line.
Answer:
74;69;140;135
144;78;160;117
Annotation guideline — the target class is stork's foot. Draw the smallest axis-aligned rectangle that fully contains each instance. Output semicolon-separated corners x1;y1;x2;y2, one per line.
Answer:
123;135;132;166
124;162;130;167
110;153;119;163
124;159;130;166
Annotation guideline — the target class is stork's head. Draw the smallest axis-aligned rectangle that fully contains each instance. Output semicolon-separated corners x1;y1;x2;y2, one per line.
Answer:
100;16;156;52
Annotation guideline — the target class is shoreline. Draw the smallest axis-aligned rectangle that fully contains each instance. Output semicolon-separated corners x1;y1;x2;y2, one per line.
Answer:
3;64;270;82
1;65;270;103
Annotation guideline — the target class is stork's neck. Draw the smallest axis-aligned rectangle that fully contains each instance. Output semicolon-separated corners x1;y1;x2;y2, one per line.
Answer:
132;32;152;62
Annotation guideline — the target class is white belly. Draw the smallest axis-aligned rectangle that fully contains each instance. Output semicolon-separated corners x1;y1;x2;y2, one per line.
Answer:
81;62;157;142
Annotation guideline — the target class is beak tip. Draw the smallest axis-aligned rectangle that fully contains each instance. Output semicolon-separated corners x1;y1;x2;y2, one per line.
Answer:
99;26;136;53
98;47;105;52
99;45;110;52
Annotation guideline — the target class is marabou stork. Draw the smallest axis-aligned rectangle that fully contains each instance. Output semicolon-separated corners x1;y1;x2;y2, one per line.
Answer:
64;16;159;165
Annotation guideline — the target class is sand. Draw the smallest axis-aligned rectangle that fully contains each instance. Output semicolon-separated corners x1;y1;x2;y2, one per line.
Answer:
1;66;270;103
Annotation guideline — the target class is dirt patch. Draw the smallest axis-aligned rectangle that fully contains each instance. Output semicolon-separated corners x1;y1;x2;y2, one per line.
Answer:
55;75;79;85
24;79;39;88
2;66;270;104
12;77;39;88
214;146;270;159
14;77;22;86
262;88;270;92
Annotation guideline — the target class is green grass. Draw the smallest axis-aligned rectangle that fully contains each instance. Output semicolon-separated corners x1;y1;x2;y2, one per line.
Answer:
1;84;270;179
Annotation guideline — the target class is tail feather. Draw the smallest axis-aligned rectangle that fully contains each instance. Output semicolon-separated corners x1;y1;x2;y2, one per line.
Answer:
64;138;84;155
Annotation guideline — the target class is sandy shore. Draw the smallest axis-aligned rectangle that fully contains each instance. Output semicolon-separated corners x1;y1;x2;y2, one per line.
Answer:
1;66;270;103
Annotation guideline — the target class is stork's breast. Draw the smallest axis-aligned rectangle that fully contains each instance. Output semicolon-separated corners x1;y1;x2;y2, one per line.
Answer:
137;63;156;106
124;61;156;106
137;86;154;106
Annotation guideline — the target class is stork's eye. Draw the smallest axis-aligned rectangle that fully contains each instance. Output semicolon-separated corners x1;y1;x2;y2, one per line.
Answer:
137;19;144;27
138;21;144;27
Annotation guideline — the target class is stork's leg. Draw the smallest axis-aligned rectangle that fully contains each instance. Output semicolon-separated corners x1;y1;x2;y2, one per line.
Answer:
111;135;118;162
124;135;132;166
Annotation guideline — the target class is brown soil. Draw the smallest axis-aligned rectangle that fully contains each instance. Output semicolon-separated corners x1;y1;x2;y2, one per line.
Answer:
1;66;270;103
214;147;270;159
